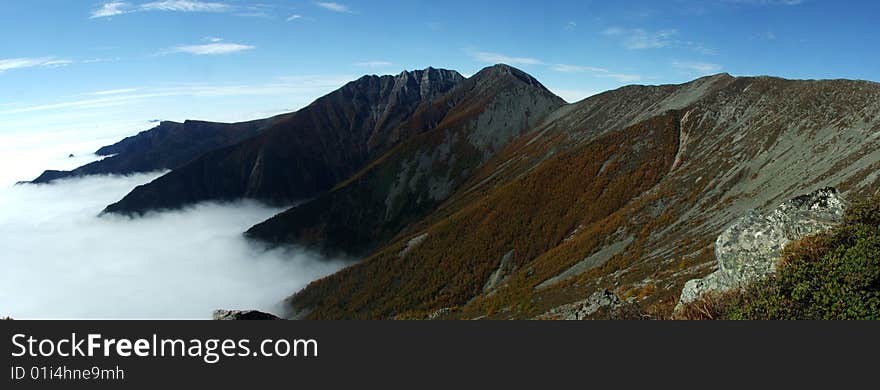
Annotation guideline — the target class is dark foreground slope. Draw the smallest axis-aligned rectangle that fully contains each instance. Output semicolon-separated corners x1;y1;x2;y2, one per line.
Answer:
29;118;279;183
285;74;880;319
103;68;464;214
245;64;566;255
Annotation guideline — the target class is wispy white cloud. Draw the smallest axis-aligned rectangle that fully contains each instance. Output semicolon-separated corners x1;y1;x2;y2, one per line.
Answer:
82;57;121;64
169;41;255;55
354;61;393;68
602;27;678;50
235;11;272;18
551;64;642;83
0;75;355;116
0;96;142;115
90;1;233;19
86;88;141;96
90;2;131;18
0;57;73;73
315;2;352;13
139;0;230;12
35;59;72;68
672;60;723;75
286;14;303;21
471;51;544;65
602;27;717;55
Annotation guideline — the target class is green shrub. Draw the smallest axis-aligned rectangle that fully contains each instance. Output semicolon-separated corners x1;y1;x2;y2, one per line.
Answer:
845;194;880;226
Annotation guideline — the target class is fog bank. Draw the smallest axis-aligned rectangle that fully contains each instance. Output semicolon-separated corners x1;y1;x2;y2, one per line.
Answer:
0;172;351;319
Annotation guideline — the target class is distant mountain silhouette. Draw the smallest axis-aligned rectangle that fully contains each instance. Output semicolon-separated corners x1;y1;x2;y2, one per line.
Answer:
103;67;464;213
29;117;281;183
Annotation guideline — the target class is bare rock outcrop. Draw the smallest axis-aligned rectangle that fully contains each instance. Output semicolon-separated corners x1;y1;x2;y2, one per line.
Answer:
212;309;281;320
676;187;846;309
540;289;624;320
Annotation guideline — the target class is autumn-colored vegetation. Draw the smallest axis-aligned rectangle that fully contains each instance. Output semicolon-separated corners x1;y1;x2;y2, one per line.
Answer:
288;111;682;319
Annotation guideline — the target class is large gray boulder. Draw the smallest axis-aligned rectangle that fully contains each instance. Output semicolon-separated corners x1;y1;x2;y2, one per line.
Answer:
676;187;845;309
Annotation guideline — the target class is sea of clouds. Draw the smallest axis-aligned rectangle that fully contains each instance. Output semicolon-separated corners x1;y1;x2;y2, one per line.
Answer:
0;128;350;319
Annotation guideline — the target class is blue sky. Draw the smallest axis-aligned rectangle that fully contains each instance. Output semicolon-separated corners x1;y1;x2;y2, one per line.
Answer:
1;0;879;147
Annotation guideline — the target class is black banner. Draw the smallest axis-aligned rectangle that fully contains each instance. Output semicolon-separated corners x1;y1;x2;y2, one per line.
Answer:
2;321;876;388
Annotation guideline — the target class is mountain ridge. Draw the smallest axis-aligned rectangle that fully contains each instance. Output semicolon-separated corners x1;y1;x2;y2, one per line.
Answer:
28;117;282;184
277;70;880;319
102;67;465;214
243;63;566;255
25;66;880;319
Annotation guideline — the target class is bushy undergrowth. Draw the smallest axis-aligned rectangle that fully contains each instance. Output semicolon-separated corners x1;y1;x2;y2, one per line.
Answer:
677;195;880;320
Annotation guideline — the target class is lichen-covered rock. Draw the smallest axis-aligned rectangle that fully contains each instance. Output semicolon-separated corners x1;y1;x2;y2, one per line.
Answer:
212;309;281;320
427;307;453;320
540;289;623;320
677;187;845;309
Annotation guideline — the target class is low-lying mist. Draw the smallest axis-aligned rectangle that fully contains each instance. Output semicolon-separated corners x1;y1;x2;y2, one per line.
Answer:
0;172;351;319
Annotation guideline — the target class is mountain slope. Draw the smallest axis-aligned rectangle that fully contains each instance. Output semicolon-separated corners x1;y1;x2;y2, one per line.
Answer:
29;118;279;183
286;111;681;319
284;74;880;319
244;64;566;255
103;67;464;214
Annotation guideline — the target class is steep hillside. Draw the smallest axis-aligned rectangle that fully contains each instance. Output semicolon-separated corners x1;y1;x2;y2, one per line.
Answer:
29;118;279;183
286;112;681;318
403;73;736;231
285;74;880;319
103;67;464;214
245;64;566;255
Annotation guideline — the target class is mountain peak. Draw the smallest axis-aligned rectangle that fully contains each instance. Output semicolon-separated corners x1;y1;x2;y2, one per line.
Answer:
707;72;733;79
470;63;557;97
394;67;465;97
477;63;538;81
395;66;461;79
343;67;464;102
